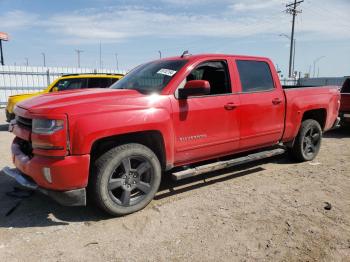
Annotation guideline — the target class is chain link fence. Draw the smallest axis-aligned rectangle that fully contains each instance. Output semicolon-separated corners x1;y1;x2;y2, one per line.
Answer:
0;65;126;106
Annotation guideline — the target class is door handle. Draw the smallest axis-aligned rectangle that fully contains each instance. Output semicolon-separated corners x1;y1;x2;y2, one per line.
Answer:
224;103;237;110
272;98;282;105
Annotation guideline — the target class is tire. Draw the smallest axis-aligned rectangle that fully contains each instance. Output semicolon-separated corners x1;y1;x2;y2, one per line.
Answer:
289;119;322;162
89;143;161;216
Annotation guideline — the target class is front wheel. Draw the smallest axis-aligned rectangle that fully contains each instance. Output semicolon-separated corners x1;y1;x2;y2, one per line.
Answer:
289;119;322;162
90;143;161;216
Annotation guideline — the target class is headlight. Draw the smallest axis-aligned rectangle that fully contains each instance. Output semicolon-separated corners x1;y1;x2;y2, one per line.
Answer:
32;119;64;134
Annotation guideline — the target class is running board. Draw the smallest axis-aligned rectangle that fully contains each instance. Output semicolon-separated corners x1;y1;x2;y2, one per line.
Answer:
172;148;286;181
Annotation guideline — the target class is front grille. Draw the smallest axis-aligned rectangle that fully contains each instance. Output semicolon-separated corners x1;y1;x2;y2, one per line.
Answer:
16;115;32;129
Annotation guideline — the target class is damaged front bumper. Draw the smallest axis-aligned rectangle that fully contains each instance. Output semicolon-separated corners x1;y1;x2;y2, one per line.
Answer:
1;166;86;206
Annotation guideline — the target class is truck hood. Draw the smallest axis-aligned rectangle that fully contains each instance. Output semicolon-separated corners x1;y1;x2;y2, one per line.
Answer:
16;88;158;116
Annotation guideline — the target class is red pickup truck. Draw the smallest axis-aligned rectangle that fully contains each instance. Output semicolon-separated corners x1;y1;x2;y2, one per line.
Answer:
2;54;340;216
340;77;350;126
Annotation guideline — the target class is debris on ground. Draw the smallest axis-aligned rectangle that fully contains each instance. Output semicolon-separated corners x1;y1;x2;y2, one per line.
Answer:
309;162;321;166
324;202;332;211
84;242;99;247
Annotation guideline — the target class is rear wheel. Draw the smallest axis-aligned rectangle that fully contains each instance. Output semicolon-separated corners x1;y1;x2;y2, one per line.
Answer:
289;119;322;162
90;143;161;216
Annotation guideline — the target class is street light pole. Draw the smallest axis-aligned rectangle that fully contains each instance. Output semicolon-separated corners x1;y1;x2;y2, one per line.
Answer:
158;50;162;59
313;56;325;77
279;34;296;76
0;40;4;65
25;57;29;66
99;41;102;69
41;52;46;67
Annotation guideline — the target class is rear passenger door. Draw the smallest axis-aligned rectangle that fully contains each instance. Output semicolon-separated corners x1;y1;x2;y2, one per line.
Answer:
235;59;285;150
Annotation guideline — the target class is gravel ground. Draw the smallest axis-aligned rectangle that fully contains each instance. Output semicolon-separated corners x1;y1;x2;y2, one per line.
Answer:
0;109;349;262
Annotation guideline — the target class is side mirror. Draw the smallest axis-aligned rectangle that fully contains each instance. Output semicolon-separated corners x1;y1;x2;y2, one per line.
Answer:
178;80;210;99
51;87;59;92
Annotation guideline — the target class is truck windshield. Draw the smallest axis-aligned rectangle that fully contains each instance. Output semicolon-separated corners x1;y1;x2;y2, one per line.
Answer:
110;60;187;93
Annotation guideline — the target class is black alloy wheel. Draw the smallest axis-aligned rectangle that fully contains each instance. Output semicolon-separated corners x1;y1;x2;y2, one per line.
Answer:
90;143;161;216
289;119;322;162
107;155;153;207
302;125;321;159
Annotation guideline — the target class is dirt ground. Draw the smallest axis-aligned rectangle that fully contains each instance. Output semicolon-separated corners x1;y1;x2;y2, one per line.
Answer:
0;109;349;262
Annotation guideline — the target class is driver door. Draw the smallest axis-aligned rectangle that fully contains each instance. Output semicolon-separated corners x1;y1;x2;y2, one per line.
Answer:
170;60;240;165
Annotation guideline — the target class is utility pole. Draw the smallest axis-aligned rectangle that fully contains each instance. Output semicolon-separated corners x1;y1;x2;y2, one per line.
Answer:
25;57;29;66
75;49;83;68
115;53;119;71
292;40;296;76
99;41;102;69
41;52;46;67
285;0;303;78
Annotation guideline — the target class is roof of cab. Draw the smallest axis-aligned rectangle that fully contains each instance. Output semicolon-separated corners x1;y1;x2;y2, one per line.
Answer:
161;53;270;62
60;73;124;79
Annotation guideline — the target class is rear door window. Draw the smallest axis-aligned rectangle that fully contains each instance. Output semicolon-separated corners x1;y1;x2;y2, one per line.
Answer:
236;60;274;93
54;78;87;91
88;78;112;88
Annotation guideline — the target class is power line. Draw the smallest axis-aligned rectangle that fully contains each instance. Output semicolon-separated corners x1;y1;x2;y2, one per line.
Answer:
284;0;303;78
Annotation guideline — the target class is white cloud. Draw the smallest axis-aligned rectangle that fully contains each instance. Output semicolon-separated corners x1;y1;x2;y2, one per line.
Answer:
230;0;282;12
46;6;287;44
0;10;39;30
1;0;349;44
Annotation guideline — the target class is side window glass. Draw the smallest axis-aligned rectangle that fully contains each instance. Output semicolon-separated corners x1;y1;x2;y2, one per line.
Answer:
88;78;101;88
186;60;231;95
55;79;86;91
98;78;112;88
110;78;119;86
236;60;274;93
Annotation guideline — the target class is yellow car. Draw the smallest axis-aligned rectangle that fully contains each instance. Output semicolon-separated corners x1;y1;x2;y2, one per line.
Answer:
5;73;123;122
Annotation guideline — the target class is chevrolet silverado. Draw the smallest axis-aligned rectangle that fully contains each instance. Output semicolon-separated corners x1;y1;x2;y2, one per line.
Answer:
2;54;340;216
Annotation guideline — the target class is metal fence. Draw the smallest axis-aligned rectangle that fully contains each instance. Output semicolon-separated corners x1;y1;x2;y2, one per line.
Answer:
0;65;126;106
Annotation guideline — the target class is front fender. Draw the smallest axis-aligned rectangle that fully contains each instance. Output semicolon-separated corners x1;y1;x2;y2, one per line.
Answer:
69;107;175;165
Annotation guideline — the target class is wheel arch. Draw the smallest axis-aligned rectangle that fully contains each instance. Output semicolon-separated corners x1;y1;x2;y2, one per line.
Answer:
285;108;327;148
302;108;327;130
90;130;167;171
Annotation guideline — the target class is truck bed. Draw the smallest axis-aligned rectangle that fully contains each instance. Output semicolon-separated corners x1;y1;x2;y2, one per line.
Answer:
282;85;340;142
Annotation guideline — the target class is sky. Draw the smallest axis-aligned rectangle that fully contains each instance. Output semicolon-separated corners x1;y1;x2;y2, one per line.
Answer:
0;0;349;77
